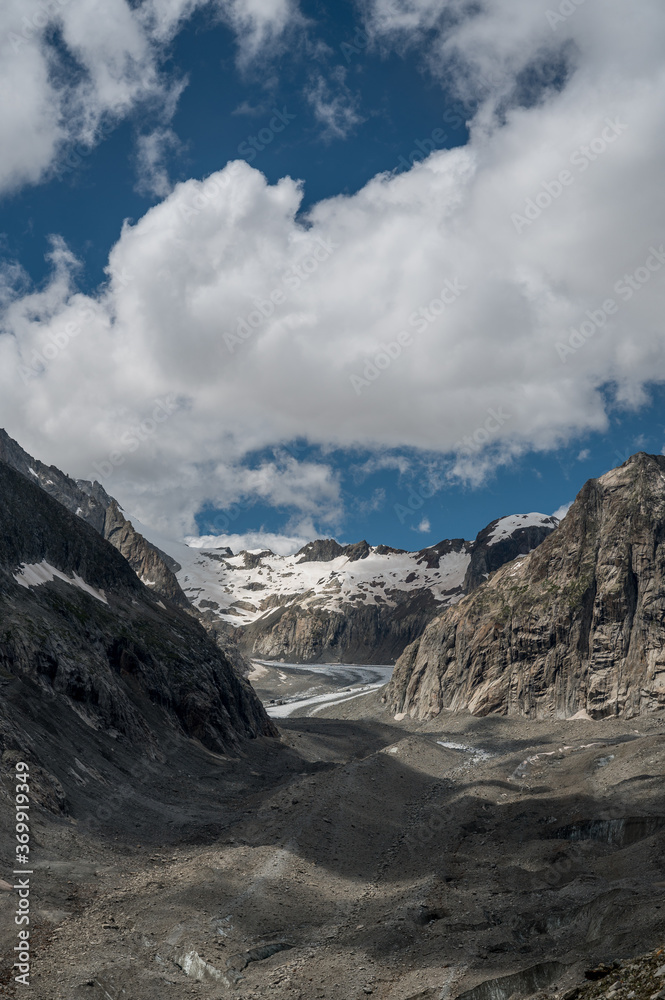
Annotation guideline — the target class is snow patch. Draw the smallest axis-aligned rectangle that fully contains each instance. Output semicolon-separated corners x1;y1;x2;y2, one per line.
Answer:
13;561;108;604
129;510;556;631
173;543;472;627
487;513;557;545
437;740;494;762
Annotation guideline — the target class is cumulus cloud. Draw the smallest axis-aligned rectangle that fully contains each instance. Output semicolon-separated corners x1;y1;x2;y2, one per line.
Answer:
0;1;664;535
214;0;303;67
552;502;573;521
0;0;301;196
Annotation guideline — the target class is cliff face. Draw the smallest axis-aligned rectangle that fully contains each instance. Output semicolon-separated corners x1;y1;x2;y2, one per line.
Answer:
0;459;276;759
386;453;665;720
240;587;443;665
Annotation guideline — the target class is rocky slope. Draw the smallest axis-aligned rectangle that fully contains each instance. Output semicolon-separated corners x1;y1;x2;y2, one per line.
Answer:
0;429;257;676
387;452;665;720
168;514;558;664
0;458;276;768
0;428;187;607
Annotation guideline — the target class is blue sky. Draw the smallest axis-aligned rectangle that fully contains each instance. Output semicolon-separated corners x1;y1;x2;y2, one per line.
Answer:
1;0;664;552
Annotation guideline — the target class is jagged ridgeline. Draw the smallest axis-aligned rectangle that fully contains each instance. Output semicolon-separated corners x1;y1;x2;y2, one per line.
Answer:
0;427;187;606
387;453;665;720
184;517;559;665
0;458;276;760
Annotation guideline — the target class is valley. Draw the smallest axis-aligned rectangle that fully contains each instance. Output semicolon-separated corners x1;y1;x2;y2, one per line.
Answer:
1;679;663;1000
1;435;664;1000
250;660;394;718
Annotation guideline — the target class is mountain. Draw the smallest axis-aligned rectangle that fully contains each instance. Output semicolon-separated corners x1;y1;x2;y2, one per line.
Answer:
0;431;557;668
0;428;186;606
166;513;558;664
0;428;255;677
386;452;665;720
0;457;276;770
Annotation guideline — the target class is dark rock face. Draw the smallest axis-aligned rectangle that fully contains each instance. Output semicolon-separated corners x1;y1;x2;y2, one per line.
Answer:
386;453;665;720
0;428;187;606
240;588;442;665
0;428;107;532
463;516;560;592
295;539;371;563
0;459;277;756
101;498;188;606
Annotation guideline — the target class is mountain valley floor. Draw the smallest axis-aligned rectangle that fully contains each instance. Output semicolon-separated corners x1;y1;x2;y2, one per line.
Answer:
1;681;664;1000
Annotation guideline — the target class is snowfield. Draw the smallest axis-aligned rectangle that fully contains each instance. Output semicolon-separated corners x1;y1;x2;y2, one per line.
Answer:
131;512;558;630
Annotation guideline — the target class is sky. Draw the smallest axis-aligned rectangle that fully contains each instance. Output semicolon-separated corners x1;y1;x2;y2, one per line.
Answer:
1;0;664;554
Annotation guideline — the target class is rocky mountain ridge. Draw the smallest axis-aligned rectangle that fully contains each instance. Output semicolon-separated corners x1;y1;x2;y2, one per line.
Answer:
169;513;558;664
0;428;186;606
387;452;665;720
0;429;257;676
0;456;275;769
0;430;558;667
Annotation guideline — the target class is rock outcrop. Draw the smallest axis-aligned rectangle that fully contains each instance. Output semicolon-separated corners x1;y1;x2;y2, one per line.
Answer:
386;453;665;720
0;458;276;760
0;428;188;606
240;586;443;664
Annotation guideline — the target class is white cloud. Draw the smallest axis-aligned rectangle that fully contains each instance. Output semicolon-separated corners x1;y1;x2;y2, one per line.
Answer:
1;2;664;535
306;67;364;140
577;448;590;461
0;0;301;196
134;128;181;198
185;530;310;556
552;502;572;521
413;517;431;533
214;0;303;67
